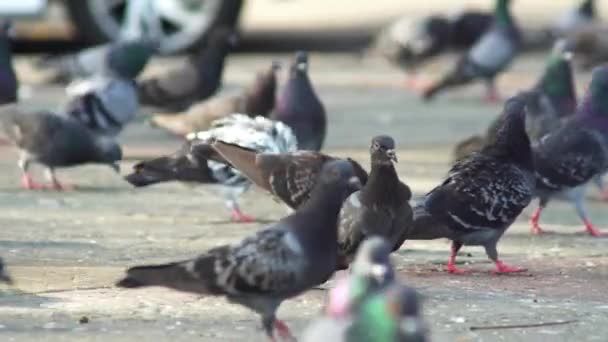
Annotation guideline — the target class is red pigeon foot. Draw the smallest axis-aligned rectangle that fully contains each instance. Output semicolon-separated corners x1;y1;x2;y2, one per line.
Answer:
581;219;606;237
230;209;255;223
492;260;527;274
446;263;468;275
21;174;44;190
274;320;295;341
529;208;547;234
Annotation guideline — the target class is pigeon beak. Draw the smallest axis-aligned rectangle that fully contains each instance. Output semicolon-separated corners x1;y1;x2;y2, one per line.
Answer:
110;162;121;174
386;149;398;163
348;176;362;191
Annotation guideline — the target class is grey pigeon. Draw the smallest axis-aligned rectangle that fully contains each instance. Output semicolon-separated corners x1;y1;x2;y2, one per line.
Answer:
124;114;297;222
272;51;326;151
0;257;12;284
0;105;122;190
423;0;521;102
530;66;608;236
150;61;281;136
337;136;412;269
0;21;17;105
61;71;139;137
137;27;236;111
552;0;596;38
116;160;362;341
409;93;535;274
212;140;369;209
37;38;157;84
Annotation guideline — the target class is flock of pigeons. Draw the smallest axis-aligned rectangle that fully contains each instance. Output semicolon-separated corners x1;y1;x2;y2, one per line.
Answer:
0;0;607;341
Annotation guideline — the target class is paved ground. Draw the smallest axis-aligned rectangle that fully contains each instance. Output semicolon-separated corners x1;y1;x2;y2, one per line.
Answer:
1;52;608;341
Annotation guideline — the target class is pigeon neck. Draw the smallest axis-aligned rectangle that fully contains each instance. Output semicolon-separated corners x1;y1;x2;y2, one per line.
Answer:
350;296;396;340
360;163;402;204
483;114;534;170
297;183;346;236
575;92;608;133
494;0;513;28
580;0;594;17
538;59;576;117
245;71;276;116
0;38;12;64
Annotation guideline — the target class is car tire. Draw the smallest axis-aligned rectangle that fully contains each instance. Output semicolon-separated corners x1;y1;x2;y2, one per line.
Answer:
65;0;243;54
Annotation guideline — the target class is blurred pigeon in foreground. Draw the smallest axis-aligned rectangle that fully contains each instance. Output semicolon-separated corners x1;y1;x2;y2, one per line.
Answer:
0;105;122;190
116;160;362;341
37;39;157;84
327;237;397;318
530;66;608;236
137;27;236;111
0;258;12;284
409;93;535;274
453;41;576;160
0;21;17;105
124;114;297;222
552;0;596;38
150;61;280;136
212;141;368;210
61;71;139;137
272;51;326;151
423;0;521;102
337;136;412;269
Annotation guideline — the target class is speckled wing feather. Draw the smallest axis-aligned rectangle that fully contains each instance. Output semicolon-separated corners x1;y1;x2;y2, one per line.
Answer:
533;120;608;190
424;153;533;233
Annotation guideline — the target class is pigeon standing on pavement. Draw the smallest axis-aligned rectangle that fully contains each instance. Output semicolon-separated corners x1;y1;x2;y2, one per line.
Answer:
0;257;12;284
137;27;236;111
422;0;521;102
0;21;17;105
212;141;369;209
37;39;157;84
116;160;362;341
530;66;608;236
272;51;326;151
124;114;297;222
337;136;412;269
150;61;280;136
0;105;122;190
552;0;596;38
408;93;535;274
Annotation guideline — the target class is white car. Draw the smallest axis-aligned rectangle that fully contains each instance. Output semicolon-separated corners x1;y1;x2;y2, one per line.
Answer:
2;0;243;54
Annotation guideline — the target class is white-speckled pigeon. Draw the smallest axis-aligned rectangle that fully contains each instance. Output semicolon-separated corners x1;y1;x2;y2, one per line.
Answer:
116;160;362;341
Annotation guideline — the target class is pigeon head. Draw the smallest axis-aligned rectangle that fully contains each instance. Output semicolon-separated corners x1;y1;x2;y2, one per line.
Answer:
576;65;608;132
352;237;395;285
93;137;122;172
370;135;397;165
319;160;362;194
107;40;157;79
291;51;309;75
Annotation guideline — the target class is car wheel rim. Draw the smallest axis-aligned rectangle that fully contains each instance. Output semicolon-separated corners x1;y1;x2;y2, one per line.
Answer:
84;0;222;53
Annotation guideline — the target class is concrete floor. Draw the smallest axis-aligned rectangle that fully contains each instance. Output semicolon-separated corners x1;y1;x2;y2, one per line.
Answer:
0;52;607;341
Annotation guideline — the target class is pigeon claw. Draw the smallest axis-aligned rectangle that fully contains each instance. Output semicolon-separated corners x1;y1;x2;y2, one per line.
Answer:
230;209;255;223
446;263;468;275
21;174;44;190
492;260;527;274
582;220;606;237
273;320;295;341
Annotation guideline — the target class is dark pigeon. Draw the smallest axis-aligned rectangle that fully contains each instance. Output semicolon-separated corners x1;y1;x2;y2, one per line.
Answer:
212;140;368;209
530;66;608;236
0;257;12;284
337;136;412;269
409;93;535;274
124;114;297;222
0;105;122;190
422;0;521;102
0;21;17;105
37;38;157;84
137;27;236;111
116;160;362;341
150;61;280;136
552;0;596;38
272;51;326;151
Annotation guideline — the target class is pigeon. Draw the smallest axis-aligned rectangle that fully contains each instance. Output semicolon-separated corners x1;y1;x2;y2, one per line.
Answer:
422;0;521;102
150;61;280;136
530;66;608;236
552;0;596;38
409;93;535;274
0;21;17;105
453;41;576;160
37;38;157;84
60;63;139;137
0;105;122;190
137;27;236;111
562;23;608;70
271;51;326;151
337;136;412;269
116;160;362;341
0;257;12;284
212;140;368;210
124;114;297;222
327;237;397;318
374;11;492;88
